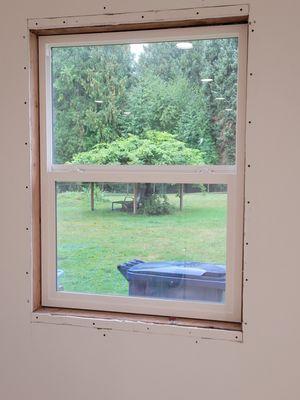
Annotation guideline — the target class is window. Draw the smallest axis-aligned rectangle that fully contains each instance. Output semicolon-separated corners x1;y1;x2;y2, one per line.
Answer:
39;25;247;321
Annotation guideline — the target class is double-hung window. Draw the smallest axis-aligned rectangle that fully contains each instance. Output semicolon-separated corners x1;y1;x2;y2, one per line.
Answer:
39;24;247;322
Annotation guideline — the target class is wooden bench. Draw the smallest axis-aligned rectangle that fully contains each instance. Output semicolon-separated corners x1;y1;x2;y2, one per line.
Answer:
111;196;134;212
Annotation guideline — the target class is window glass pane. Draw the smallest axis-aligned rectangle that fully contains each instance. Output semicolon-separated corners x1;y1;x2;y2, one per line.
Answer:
56;182;227;303
52;37;238;165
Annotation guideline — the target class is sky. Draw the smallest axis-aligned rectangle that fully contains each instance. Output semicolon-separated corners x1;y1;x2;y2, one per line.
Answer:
130;43;146;60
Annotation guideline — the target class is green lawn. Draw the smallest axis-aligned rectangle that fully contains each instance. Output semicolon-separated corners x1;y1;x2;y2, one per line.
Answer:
57;191;227;296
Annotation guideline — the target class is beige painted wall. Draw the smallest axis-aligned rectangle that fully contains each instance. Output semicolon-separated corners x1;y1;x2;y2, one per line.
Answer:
0;0;300;399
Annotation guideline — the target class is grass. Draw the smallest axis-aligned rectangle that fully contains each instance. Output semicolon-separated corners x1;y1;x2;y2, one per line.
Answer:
57;190;227;296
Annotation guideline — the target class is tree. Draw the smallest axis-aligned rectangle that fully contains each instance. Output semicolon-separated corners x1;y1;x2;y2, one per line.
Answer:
52;45;134;163
125;74;192;134
72;130;204;165
124;74;215;162
72;131;204;213
136;38;238;164
138;42;182;81
179;38;238;164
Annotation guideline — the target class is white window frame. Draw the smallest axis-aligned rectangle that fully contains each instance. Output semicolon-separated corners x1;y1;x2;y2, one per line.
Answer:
39;24;247;322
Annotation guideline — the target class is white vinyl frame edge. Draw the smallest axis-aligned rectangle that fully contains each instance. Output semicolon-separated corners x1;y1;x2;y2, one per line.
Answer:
38;24;247;323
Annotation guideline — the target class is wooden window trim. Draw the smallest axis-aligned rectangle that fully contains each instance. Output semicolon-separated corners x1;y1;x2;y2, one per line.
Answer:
30;31;41;311
34;306;242;331
29;16;248;329
32;16;248;36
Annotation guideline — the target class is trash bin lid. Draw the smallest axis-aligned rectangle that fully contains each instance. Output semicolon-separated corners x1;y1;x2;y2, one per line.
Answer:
127;261;225;280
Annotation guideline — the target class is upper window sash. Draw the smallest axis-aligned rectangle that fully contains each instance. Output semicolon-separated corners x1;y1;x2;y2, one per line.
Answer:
39;24;247;176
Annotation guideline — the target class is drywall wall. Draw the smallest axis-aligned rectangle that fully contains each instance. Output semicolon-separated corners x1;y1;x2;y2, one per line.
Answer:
0;0;300;399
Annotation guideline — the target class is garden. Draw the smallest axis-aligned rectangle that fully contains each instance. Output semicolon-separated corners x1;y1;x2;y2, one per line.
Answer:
57;185;227;295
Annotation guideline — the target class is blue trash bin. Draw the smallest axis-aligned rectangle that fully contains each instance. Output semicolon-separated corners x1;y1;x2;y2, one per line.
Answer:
118;260;225;303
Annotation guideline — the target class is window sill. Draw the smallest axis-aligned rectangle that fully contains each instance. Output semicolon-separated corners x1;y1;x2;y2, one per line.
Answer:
32;307;242;342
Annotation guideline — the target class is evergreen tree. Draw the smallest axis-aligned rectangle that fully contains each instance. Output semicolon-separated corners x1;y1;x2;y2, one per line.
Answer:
52;45;134;163
136;38;238;164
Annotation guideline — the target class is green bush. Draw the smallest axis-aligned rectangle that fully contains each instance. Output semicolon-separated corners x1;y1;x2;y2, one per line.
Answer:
138;194;174;216
72;131;204;166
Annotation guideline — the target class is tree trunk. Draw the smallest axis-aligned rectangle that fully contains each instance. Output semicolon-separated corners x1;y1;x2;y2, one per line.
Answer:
135;183;153;210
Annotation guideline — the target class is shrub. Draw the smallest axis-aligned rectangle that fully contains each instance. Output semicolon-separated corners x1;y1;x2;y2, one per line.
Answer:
72;131;204;166
138;194;174;216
